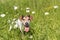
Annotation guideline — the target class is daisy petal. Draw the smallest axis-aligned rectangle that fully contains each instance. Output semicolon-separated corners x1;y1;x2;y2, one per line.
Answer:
0;14;6;17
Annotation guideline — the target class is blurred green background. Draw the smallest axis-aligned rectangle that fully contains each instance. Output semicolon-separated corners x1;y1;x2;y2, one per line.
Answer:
0;0;60;40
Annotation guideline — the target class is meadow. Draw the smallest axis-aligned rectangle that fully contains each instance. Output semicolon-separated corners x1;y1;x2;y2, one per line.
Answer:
0;0;60;40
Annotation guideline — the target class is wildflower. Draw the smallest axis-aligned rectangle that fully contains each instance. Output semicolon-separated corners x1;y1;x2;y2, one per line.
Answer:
26;10;30;13
26;7;30;13
0;14;5;17
53;5;58;9
45;12;49;15
32;11;35;14
29;35;33;39
14;6;18;10
26;7;30;10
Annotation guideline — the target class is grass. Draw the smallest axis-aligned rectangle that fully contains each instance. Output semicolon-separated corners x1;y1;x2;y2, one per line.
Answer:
0;0;60;40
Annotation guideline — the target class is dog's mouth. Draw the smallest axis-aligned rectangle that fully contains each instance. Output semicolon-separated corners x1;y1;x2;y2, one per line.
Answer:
24;22;30;32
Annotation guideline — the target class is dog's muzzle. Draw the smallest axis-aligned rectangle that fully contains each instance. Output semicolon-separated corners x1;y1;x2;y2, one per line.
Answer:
24;22;29;27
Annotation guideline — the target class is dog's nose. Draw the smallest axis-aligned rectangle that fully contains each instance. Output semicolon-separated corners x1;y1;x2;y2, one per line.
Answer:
25;22;29;27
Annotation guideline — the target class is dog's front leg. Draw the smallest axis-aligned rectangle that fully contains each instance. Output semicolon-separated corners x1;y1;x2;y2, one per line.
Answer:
18;23;23;32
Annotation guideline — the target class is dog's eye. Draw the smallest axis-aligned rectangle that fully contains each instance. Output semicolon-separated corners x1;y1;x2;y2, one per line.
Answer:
28;19;30;20
23;19;25;20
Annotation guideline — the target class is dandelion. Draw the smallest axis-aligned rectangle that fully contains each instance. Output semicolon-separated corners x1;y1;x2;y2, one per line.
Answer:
14;6;18;10
53;5;58;9
45;12;49;15
32;11;35;14
0;14;6;17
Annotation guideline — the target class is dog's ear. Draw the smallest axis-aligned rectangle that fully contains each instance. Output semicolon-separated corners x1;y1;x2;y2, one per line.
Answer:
28;15;33;21
30;16;33;21
20;15;24;20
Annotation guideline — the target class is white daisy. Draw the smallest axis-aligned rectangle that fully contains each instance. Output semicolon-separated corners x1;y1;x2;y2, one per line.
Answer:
45;12;49;15
26;10;30;13
0;14;6;17
26;7;30;13
53;5;58;9
29;35;33;39
26;7;30;10
14;6;18;10
32;11;35;14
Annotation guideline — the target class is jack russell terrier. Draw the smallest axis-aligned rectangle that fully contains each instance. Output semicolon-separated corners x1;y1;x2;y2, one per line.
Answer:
9;15;33;32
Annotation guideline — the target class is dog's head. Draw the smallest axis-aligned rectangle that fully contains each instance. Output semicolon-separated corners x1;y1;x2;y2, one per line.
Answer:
20;15;33;27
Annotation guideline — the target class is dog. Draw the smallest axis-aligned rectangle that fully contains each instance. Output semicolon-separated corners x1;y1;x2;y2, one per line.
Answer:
9;15;33;32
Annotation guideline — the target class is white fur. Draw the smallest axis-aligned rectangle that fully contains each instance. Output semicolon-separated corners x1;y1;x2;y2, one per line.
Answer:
15;19;23;31
9;19;23;32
